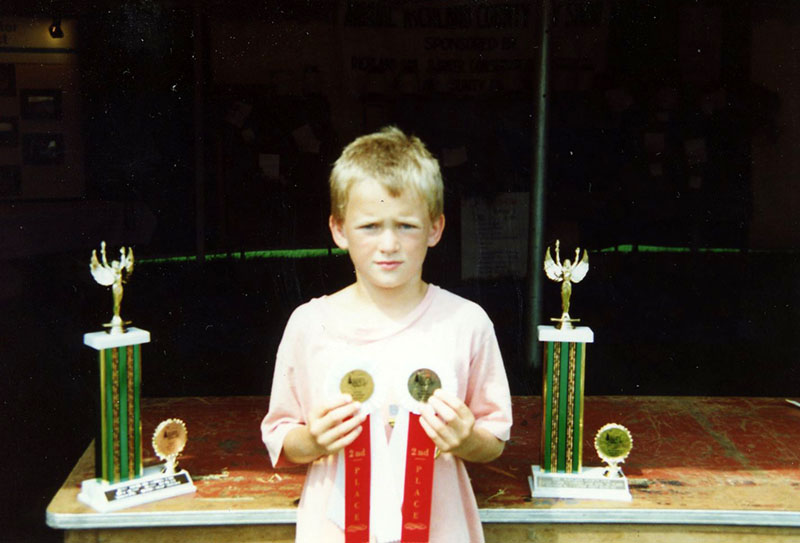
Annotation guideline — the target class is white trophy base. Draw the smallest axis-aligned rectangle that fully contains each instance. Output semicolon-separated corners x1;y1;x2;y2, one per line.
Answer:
84;327;151;350
529;465;632;502
78;465;196;512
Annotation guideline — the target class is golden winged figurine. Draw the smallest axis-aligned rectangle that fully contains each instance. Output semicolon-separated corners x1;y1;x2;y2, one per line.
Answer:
544;240;589;329
90;241;134;334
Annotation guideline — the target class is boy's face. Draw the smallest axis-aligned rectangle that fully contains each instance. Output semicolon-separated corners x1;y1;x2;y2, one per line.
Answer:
329;178;444;296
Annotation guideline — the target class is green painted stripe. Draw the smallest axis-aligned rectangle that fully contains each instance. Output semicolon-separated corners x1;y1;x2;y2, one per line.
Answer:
557;342;570;472
103;349;114;481
597;244;769;254
572;343;584;472
139;248;347;264
119;346;129;480
140;244;800;264
133;344;142;477
98;350;107;480
542;342;554;471
579;344;587;471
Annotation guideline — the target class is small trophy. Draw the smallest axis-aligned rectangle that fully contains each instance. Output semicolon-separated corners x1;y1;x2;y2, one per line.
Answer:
153;419;189;475
78;419;196;512
595;424;633;478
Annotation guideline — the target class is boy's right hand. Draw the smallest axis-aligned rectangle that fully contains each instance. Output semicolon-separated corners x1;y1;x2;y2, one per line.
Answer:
305;394;366;458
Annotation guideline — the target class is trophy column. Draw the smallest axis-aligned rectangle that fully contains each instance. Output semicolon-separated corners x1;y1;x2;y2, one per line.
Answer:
538;325;593;473
84;328;150;483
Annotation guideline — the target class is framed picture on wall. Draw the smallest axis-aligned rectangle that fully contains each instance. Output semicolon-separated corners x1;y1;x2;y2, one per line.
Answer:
0;117;18;146
0;64;15;97
20;89;63;120
0;165;21;197
22;133;65;165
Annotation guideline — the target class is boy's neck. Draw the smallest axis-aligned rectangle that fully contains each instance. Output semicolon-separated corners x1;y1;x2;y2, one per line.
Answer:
340;279;429;322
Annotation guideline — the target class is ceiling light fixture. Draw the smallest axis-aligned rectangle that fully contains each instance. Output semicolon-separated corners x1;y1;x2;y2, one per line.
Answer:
49;17;64;39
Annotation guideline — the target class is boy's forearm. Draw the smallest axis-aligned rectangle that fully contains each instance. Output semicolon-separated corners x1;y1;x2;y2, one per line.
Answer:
283;426;325;464
451;427;505;463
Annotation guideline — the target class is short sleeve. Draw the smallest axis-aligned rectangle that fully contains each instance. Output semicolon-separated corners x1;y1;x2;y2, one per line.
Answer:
261;309;307;468
465;322;513;442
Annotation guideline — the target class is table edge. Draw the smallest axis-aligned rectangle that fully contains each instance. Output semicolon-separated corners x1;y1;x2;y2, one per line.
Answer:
46;508;800;530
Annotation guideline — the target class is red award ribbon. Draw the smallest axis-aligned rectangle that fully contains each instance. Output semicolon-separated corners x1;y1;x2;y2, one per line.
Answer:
401;413;435;543
344;416;371;543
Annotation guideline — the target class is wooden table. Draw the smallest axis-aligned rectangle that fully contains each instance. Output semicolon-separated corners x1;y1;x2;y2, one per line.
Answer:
47;396;800;542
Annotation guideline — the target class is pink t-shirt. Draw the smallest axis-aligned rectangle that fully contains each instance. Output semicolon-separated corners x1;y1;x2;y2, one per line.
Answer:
261;285;512;543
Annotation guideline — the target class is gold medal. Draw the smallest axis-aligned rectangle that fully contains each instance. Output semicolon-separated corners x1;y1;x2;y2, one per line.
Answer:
340;369;374;402
407;368;441;403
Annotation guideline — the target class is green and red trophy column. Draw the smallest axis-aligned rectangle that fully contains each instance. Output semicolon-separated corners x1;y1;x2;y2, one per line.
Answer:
538;325;594;474
84;328;150;483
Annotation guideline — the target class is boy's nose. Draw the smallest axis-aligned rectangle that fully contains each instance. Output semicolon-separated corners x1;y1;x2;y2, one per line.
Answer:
378;229;400;253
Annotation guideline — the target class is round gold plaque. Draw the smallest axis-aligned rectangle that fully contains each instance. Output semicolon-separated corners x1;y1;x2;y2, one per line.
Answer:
339;369;374;403
407;368;441;403
594;423;633;478
152;418;188;461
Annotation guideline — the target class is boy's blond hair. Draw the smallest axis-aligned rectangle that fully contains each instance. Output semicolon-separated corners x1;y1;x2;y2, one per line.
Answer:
329;126;443;223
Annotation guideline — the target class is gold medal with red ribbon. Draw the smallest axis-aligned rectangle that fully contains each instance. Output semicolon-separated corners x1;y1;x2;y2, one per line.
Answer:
401;368;441;542
340;369;375;543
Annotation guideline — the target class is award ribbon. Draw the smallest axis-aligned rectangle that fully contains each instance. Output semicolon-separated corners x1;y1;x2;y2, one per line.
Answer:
401;413;435;542
340;369;375;543
400;369;441;542
344;418;371;542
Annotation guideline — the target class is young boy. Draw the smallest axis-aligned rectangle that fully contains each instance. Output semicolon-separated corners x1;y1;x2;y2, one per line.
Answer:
261;126;512;542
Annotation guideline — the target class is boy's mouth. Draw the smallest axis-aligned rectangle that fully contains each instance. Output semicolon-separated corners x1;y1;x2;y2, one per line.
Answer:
375;260;402;270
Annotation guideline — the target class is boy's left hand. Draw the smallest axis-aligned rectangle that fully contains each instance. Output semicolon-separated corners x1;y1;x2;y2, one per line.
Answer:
418;389;475;455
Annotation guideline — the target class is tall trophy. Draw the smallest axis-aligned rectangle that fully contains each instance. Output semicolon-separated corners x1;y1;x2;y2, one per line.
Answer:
78;242;195;512
84;242;148;484
529;241;632;501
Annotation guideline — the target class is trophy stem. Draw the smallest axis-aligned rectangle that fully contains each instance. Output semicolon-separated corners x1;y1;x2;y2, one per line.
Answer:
104;316;132;335
550;314;580;330
163;455;178;475
604;461;623;478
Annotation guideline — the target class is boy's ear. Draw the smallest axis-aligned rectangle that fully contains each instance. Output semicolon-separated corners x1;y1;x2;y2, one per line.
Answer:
427;214;445;248
329;215;349;249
